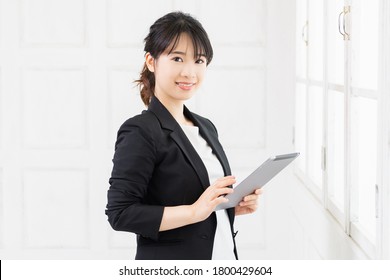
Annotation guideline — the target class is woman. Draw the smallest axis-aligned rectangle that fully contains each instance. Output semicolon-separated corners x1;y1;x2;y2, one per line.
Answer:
105;11;262;260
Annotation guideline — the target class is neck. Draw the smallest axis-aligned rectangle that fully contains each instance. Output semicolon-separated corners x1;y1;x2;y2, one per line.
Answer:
155;94;187;125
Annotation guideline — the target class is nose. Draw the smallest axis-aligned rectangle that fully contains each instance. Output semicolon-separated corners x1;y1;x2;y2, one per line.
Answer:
180;63;196;78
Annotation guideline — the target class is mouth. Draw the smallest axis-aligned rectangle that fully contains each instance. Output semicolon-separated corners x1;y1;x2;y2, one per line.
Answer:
176;82;196;90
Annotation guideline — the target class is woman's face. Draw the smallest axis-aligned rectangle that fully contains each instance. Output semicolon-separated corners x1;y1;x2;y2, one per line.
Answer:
146;33;207;105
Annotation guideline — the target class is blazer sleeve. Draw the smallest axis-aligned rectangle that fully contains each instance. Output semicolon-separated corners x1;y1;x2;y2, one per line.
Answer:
105;118;164;241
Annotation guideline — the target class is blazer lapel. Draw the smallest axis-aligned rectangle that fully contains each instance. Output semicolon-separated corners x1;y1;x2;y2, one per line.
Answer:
148;97;236;223
169;130;210;188
148;97;210;189
183;106;232;177
184;106;236;222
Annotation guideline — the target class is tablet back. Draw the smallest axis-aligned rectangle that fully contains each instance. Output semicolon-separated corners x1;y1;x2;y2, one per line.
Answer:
215;152;300;210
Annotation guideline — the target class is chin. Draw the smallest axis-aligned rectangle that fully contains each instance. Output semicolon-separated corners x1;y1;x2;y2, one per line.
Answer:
175;92;196;101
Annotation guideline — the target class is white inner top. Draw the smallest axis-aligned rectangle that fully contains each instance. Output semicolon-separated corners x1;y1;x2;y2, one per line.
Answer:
180;124;235;260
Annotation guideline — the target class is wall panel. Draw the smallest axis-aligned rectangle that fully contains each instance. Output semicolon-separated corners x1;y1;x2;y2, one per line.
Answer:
21;68;87;149
20;0;86;47
106;0;173;47
107;67;145;148
22;168;89;249
108;230;136;250
0;0;272;260
200;0;266;46
288;214;305;258
173;0;199;13
199;67;266;149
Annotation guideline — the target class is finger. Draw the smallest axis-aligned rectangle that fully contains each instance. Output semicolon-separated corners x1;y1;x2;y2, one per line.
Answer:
215;175;235;182
239;200;258;207
212;187;234;197
219;176;236;183
213;195;229;206
205;186;233;200
238;204;258;212
213;178;236;188
241;189;262;201
254;188;263;195
243;194;259;202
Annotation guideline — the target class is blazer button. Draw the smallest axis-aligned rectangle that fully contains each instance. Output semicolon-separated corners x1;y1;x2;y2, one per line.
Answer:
200;234;209;240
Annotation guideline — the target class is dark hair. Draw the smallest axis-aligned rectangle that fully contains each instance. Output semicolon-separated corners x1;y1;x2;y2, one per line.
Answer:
135;11;213;106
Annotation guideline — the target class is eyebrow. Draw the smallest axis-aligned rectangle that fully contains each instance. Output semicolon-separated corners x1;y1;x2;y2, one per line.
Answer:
169;51;207;57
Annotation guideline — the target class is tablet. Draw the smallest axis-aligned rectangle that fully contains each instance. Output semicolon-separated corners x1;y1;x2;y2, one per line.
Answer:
215;152;300;211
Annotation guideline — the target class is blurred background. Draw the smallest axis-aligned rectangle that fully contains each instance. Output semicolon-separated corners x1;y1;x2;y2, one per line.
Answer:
0;0;389;260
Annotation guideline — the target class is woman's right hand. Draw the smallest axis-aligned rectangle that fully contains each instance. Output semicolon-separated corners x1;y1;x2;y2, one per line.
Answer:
159;176;236;232
190;175;236;223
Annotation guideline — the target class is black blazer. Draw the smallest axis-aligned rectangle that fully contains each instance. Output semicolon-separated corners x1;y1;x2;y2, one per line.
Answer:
106;96;237;260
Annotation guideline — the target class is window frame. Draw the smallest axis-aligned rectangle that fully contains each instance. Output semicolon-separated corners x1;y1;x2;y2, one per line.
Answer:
377;0;390;260
294;0;390;259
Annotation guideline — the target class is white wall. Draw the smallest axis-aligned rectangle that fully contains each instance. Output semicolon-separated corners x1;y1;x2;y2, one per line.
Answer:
0;0;368;260
0;0;267;259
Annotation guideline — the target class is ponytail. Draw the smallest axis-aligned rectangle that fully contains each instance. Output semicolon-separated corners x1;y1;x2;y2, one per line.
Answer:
135;63;155;106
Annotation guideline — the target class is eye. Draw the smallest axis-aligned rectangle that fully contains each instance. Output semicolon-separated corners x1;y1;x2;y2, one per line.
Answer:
173;57;183;62
196;58;205;64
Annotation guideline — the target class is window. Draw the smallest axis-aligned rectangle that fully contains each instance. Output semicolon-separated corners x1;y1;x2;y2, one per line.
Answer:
295;0;389;258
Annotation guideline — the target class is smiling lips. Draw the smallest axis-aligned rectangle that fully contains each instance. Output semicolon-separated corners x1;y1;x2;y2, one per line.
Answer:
176;82;196;90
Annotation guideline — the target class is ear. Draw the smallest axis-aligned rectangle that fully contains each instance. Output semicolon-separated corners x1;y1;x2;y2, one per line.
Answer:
145;52;155;72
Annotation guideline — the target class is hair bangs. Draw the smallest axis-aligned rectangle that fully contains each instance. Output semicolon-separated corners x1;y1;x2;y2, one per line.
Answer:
165;31;213;65
145;12;213;64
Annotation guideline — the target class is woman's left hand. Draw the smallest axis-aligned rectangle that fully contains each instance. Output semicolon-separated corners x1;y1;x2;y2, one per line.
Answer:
235;188;263;216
